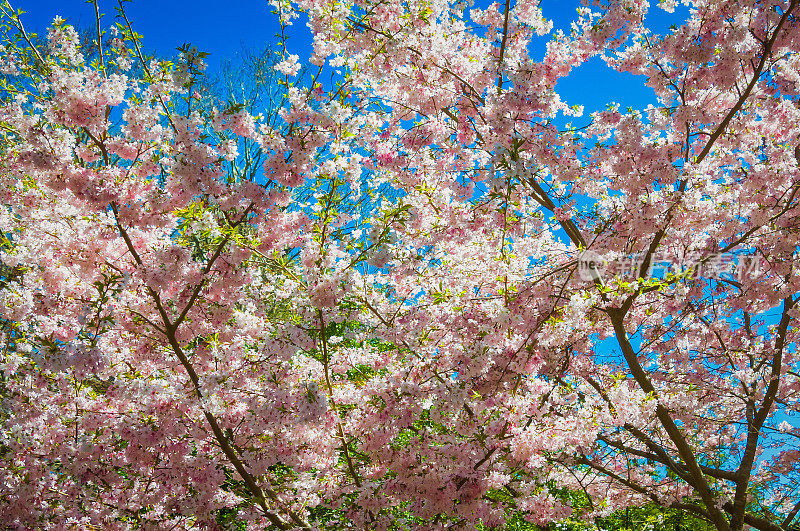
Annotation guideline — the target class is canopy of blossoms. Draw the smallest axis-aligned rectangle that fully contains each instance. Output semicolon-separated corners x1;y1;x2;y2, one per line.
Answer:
0;0;798;530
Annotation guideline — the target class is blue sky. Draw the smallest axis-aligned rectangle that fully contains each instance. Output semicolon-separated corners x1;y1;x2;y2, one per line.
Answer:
13;0;688;118
13;0;288;69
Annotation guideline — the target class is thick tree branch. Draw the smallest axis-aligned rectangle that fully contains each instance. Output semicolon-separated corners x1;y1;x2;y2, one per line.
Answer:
731;297;795;530
496;0;512;92
608;309;732;531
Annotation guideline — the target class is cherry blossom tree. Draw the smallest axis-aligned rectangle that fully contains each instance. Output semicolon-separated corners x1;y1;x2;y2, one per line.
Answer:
1;0;799;529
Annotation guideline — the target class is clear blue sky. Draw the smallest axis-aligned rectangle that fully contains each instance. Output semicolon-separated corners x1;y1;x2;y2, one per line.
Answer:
12;0;687;117
13;0;296;71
